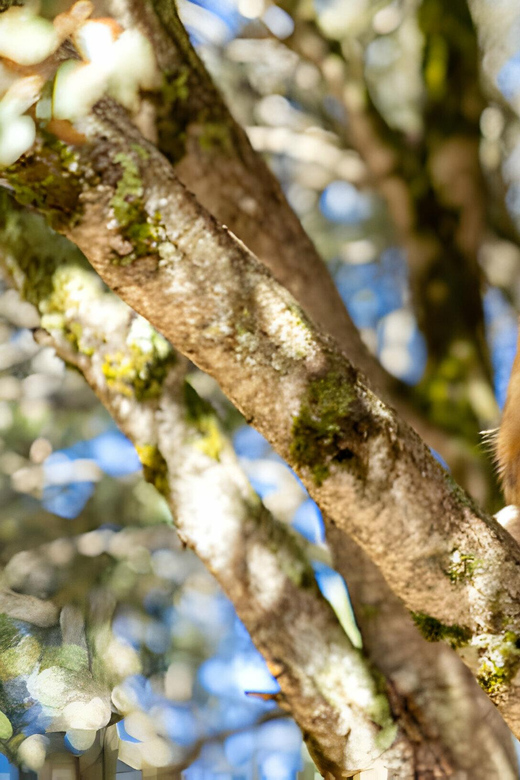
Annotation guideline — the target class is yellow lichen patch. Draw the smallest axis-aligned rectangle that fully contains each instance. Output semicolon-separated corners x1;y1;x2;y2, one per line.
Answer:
102;339;175;402
102;351;136;398
193;416;224;461
184;382;224;461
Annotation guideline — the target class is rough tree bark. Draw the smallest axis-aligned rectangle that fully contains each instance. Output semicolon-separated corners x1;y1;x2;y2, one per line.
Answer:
1;193;515;777
0;199;424;777
280;0;500;472
4;90;520;753
108;0;495;497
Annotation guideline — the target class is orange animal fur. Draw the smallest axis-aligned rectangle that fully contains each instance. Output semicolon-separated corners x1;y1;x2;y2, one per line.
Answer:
496;331;520;505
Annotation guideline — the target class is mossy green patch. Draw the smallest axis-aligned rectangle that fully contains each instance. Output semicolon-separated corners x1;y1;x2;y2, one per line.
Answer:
155;68;191;163
423;33;449;100
162;68;190;105
0;199;90;317
365;668;398;750
110;153;162;262
130;144;150;162
479;661;515;695
38;265;100;355
63;321;94;356
136;444;169;497
154;56;234;164
411;611;471;648
199;121;232;153
412;348;484;445
0;206;99;360
184;382;224;461
418;0;482;131
112;154;143;221
4;140;83;230
290;369;356;485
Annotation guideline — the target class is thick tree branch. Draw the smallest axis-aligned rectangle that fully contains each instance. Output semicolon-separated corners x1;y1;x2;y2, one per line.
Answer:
130;12;516;766
2;201;515;777
106;0;377;381
4;102;520;740
122;7;515;759
107;0;491;480
0;201;411;777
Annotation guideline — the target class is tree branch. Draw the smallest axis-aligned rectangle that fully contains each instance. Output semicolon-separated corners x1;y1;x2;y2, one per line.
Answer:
2;199;515;777
0;198;410;777
106;0;376;381
106;0;491;479
126;12;515;767
4;101;520;741
329;528;519;777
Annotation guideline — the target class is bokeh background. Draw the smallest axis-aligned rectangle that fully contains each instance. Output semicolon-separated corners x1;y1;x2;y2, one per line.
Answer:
3;0;520;776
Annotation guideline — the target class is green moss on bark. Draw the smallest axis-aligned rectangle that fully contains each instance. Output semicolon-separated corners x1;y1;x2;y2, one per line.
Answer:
155;68;191;163
4;140;84;230
411;611;471;648
110;153;163;263
290;370;356;485
136;444;170;497
0;199;90;323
